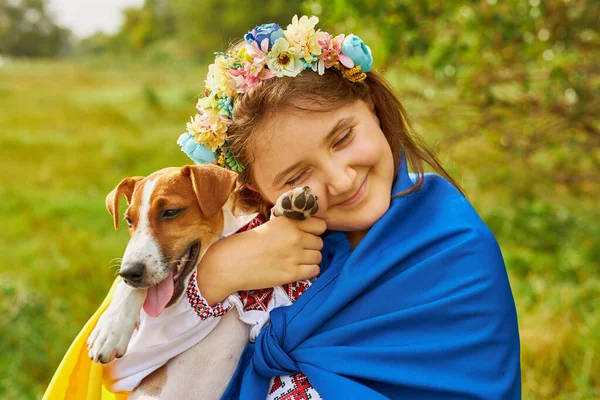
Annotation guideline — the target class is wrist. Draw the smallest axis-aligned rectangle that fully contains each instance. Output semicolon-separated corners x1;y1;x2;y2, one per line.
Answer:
196;240;237;306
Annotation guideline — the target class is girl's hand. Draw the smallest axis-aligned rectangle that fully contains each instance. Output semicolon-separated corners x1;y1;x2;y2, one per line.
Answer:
196;216;327;306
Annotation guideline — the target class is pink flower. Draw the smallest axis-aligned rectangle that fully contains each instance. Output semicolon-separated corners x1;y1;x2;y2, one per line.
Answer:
229;39;274;91
319;34;354;69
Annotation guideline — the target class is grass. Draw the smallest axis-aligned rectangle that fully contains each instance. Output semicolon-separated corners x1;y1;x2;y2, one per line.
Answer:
0;58;597;399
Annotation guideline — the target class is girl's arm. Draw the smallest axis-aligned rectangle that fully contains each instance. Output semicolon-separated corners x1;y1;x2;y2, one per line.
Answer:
196;216;326;306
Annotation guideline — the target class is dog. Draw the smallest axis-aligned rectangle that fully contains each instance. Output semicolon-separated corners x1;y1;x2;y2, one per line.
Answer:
87;164;318;398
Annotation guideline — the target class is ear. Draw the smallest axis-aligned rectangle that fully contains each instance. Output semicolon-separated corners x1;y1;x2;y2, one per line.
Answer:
105;176;144;229
180;164;238;218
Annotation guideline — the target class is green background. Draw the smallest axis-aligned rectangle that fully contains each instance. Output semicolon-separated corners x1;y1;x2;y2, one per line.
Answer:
0;0;598;398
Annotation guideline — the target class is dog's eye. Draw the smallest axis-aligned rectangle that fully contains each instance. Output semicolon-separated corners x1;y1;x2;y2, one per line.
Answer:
124;217;133;227
162;209;184;220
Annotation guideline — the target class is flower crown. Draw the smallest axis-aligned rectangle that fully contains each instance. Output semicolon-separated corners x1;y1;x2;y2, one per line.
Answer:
177;15;374;171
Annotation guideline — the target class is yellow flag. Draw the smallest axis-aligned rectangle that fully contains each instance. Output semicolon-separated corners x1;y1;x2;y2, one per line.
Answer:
42;278;129;400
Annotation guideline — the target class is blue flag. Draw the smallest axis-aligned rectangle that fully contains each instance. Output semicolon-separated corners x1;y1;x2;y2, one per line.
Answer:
223;158;521;399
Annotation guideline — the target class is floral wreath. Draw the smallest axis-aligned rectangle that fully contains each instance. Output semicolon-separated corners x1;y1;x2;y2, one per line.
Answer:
177;15;373;171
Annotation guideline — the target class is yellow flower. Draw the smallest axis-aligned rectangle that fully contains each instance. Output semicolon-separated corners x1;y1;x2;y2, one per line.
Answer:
217;152;226;167
284;15;327;63
196;96;219;111
267;38;304;77
205;55;239;98
185;109;230;152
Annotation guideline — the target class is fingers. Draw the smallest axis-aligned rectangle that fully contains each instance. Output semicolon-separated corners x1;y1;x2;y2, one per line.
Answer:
296;264;321;281
295;217;327;235
301;232;324;251
299;249;322;266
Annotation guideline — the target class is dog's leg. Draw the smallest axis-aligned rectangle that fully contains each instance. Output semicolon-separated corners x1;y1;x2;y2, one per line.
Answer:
270;186;319;221
88;280;146;364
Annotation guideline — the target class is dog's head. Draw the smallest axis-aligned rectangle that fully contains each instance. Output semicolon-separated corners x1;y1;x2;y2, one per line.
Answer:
106;164;238;317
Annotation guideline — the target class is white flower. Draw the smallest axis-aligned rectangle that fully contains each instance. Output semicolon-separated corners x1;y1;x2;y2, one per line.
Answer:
266;38;304;77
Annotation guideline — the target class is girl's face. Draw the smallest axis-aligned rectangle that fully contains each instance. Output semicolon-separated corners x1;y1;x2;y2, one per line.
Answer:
251;99;395;243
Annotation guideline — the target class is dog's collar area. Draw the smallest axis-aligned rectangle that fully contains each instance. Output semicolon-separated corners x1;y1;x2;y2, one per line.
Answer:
221;205;261;238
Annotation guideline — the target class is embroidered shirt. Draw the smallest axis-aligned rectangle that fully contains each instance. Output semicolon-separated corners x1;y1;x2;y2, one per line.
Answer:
103;207;319;399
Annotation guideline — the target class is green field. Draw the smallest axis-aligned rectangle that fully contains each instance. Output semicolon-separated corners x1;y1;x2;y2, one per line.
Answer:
0;58;597;399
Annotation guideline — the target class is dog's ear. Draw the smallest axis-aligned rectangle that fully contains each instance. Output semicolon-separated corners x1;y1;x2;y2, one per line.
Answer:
106;176;144;229
181;164;238;218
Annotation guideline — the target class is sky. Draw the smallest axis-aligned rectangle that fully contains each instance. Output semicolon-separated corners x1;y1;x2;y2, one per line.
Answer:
48;0;144;38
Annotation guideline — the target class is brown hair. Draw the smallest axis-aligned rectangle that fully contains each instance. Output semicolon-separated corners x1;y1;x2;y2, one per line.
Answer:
227;68;464;218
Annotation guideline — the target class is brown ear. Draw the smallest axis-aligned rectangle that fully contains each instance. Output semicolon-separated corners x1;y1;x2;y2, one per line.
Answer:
105;176;144;229
181;164;238;218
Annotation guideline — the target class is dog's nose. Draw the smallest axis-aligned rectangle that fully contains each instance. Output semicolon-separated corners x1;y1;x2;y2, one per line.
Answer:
120;263;146;285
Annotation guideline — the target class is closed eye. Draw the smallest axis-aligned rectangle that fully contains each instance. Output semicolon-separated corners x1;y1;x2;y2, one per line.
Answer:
285;129;355;187
285;170;307;187
334;128;355;148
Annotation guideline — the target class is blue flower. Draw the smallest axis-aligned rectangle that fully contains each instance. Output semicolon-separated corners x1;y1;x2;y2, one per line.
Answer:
217;96;233;117
177;133;216;164
301;56;318;71
341;34;373;73
244;23;284;50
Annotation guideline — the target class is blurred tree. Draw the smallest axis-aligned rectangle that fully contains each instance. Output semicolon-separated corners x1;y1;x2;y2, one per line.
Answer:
75;0;175;55
116;0;175;51
169;0;304;56
0;0;71;57
302;0;599;197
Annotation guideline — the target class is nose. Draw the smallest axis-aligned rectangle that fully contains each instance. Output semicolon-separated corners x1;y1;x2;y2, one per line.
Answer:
120;262;146;285
324;162;355;197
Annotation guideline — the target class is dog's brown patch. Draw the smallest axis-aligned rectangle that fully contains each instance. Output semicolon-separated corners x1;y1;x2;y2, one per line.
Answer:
137;364;168;397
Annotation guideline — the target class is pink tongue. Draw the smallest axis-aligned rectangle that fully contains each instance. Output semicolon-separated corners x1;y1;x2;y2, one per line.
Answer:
143;271;174;317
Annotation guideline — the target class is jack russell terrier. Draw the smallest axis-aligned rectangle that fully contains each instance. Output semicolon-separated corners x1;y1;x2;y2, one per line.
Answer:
87;164;318;399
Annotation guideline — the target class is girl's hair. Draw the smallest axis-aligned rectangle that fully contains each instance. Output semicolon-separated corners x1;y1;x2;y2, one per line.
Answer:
227;68;463;218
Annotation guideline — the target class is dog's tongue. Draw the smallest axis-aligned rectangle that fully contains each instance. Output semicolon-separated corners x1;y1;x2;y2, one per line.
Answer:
143;271;174;317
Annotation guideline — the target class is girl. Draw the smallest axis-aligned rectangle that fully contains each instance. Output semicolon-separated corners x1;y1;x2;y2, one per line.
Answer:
177;15;521;400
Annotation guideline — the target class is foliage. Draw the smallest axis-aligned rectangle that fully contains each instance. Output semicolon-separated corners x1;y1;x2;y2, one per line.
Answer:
304;0;598;197
168;0;304;55
0;1;598;399
0;0;71;57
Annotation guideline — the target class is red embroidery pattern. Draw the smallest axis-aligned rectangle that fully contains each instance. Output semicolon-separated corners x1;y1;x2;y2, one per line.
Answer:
282;281;310;302
186;211;320;399
238;288;274;312
271;373;316;400
187;213;265;319
237;213;266;232
186;271;231;320
269;376;285;395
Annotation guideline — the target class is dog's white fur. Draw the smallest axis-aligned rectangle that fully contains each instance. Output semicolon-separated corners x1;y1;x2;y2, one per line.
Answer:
89;175;316;398
89;282;146;364
89;179;161;363
121;179;168;287
129;311;249;399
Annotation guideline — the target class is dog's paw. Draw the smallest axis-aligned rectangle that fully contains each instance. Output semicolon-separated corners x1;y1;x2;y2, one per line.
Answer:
271;186;319;221
87;292;143;364
87;307;138;364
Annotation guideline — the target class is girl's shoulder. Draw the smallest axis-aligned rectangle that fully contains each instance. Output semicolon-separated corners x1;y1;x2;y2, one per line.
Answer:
402;172;498;248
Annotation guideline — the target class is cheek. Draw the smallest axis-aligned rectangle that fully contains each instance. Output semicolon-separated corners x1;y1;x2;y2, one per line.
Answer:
358;134;386;163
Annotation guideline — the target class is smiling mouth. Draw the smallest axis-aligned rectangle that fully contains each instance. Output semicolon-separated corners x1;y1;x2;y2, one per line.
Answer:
143;241;200;317
339;176;368;207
